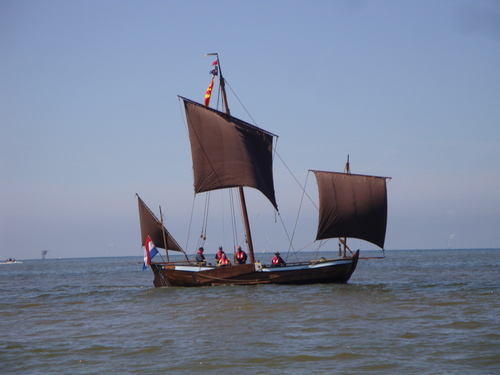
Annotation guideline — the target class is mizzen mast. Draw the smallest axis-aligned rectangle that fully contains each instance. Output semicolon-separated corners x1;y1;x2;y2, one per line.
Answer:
342;155;351;258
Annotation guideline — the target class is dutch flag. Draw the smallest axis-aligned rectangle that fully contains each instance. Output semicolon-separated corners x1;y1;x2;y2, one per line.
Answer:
142;235;159;270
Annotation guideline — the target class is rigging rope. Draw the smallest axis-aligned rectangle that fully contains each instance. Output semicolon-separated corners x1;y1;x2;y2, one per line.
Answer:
229;188;240;252
185;194;197;256
290;171;309;248
224;79;259;127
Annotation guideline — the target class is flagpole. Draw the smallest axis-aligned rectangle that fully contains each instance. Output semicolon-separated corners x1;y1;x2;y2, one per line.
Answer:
159;206;170;262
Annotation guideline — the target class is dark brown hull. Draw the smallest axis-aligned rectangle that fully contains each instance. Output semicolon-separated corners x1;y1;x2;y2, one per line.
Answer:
150;251;359;287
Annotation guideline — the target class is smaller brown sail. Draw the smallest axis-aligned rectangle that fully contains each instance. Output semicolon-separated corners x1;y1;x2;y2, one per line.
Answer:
136;194;184;252
313;171;389;249
180;97;278;210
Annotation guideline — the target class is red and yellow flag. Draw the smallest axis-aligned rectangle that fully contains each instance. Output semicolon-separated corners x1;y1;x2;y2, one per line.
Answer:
204;76;214;107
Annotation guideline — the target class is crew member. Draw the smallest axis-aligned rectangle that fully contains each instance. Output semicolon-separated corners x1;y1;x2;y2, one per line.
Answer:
215;246;225;262
235;246;248;264
218;253;231;267
271;252;286;267
195;247;206;265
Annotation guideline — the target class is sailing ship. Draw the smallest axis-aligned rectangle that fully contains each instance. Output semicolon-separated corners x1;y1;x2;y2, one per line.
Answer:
137;54;390;287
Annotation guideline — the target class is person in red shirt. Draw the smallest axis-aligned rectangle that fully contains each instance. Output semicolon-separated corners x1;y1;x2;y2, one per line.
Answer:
218;253;231;267
271;252;286;267
214;246;225;263
235;246;248;264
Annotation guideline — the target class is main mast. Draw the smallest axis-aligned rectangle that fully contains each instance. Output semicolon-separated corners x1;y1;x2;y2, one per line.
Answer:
342;155;351;258
209;53;256;264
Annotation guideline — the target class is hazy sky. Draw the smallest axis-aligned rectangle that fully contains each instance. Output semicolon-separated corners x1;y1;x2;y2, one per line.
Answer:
2;0;499;260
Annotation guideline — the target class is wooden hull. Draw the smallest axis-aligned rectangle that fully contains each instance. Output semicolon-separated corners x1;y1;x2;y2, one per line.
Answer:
150;251;359;287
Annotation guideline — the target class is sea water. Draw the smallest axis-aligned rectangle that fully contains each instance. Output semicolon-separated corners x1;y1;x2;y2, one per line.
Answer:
1;249;499;374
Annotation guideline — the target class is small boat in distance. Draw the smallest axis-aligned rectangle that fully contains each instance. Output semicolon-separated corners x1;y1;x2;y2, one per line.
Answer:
137;54;390;287
1;258;22;264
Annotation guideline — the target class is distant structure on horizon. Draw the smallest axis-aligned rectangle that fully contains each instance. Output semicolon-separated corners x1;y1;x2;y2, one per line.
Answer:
448;234;456;249
41;250;48;260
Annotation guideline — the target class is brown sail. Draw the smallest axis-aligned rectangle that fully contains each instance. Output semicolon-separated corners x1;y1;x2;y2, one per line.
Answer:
180;97;278;210
137;194;184;252
313;171;389;249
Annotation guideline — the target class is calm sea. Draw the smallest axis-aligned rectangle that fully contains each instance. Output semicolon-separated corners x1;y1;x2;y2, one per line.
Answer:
1;249;499;374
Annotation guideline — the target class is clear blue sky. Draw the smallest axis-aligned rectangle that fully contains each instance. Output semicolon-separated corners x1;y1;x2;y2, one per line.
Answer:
1;0;499;259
